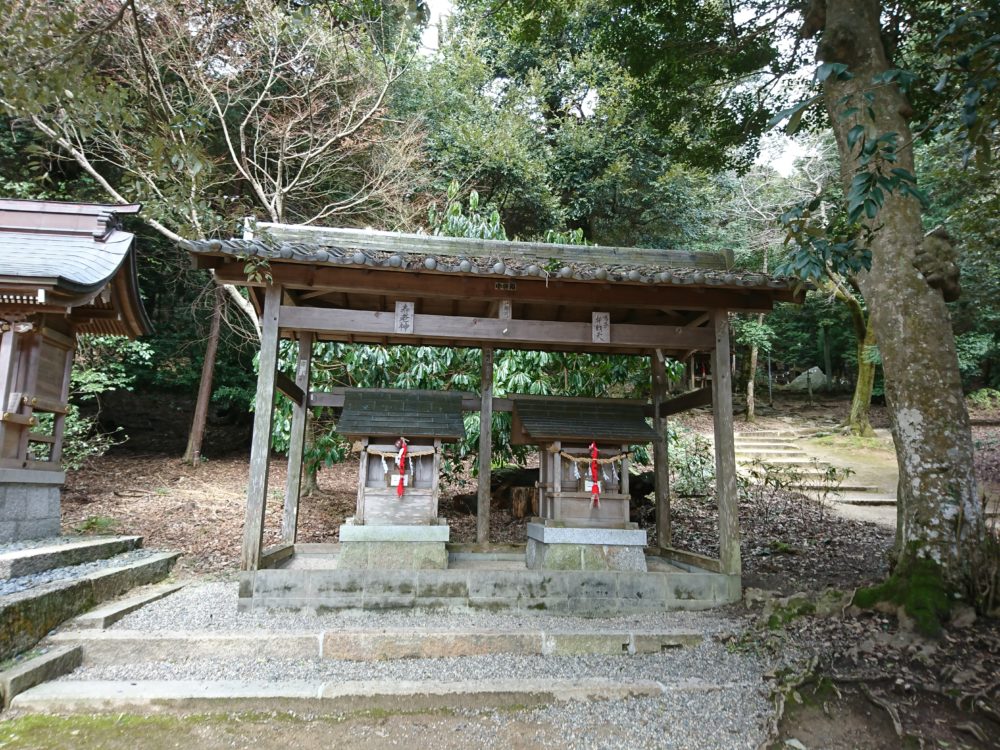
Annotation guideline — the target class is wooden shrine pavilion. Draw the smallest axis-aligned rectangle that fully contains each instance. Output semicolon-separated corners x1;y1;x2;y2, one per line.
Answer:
0;200;151;542
187;223;803;612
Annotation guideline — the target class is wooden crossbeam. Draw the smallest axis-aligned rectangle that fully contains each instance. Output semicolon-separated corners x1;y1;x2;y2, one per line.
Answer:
657;387;713;417
279;306;715;351
275;371;305;407
209;263;794;312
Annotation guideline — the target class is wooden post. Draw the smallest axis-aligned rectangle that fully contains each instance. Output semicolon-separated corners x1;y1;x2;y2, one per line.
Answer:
356;438;369;523
711;310;741;576
477;347;494;544
651;354;671;548
0;329;19;454
281;332;313;544
184;285;224;466
241;284;282;571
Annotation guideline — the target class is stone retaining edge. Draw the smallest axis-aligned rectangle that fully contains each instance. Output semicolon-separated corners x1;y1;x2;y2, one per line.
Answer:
0;645;82;708
0;552;180;661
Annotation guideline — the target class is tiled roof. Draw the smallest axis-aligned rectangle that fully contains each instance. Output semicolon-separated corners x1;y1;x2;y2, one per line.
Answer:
513;397;658;444
186;224;799;292
337;389;465;441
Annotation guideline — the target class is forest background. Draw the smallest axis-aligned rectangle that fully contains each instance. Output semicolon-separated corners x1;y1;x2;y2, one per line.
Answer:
0;0;997;472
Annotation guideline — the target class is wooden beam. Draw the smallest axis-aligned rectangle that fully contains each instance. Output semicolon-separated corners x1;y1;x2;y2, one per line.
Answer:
309;389;514;413
651;354;671;549
279;306;715;351
686;312;711;327
241;284;282;571
282;333;313;545
276;371;305;407
658;387;713;417
210;263;796;312
711;311;741;577
477;348;494;544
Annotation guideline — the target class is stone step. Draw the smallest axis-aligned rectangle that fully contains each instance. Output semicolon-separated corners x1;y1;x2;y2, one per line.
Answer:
68;583;186;630
791;483;882;493
737;457;818;466
0;551;180;661
50;627;703;665
836;494;897;506
0;536;143;580
735;451;810;461
734;436;799;444
733;441;800;450
10;677;701;714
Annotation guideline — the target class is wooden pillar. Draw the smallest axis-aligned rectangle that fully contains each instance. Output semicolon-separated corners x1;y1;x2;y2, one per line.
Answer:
711;310;741;576
477;347;494;544
281;332;313;544
651;353;671;549
241;284;282;571
0;328;19;454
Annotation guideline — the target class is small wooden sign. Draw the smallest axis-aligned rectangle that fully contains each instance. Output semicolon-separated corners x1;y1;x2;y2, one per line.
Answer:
498;299;513;320
394;301;415;334
592;312;611;344
585;479;602;493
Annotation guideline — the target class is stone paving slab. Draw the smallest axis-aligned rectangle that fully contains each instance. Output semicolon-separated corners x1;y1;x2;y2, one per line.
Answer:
9;677;671;713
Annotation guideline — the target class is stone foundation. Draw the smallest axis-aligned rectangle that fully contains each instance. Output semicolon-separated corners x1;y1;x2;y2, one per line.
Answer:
0;471;64;543
525;523;648;572
336;520;449;570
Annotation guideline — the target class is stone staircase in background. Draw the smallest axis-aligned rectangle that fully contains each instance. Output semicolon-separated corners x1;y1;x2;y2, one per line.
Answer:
0;536;180;663
734;430;897;506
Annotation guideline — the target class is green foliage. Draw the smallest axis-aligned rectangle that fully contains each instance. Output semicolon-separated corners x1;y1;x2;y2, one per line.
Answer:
967;388;1000;410
73;515;118;535
954;332;996;384
667;424;714;496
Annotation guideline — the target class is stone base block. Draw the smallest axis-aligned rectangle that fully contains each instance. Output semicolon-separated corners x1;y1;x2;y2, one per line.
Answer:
0;482;61;543
526;540;647;572
525;523;648;572
339;520;449;543
336;541;448;570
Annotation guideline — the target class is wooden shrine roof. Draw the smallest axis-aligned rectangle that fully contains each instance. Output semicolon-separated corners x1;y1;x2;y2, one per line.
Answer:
337;388;465;441
0;200;151;337
188;223;805;356
510;396;658;445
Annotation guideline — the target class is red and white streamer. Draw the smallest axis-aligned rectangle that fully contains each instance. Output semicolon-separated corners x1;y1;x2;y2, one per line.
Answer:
589;441;600;508
396;437;408;498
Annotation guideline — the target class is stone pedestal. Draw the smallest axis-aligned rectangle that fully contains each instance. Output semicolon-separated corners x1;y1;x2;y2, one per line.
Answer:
336;518;449;570
525;522;648;572
0;470;64;543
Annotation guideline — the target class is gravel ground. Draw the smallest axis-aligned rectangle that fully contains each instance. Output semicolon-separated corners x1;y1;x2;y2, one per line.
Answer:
109;581;744;635
0;549;158;597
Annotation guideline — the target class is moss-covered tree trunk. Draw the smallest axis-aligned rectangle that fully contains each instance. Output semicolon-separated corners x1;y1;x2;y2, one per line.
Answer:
810;0;983;589
848;316;877;437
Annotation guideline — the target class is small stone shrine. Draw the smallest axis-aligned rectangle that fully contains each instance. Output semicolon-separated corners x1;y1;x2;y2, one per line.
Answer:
511;396;657;572
0;200;150;542
335;388;464;569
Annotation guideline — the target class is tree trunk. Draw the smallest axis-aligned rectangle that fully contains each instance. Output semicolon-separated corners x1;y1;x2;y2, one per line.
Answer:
848;316;877;437
814;0;982;589
183;285;223;466
745;315;763;422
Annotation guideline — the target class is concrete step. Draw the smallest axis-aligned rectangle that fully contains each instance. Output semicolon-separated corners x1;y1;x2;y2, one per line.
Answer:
10;677;710;714
0;551;180;661
0;536;143;580
49;627;704;665
68;583;186;630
